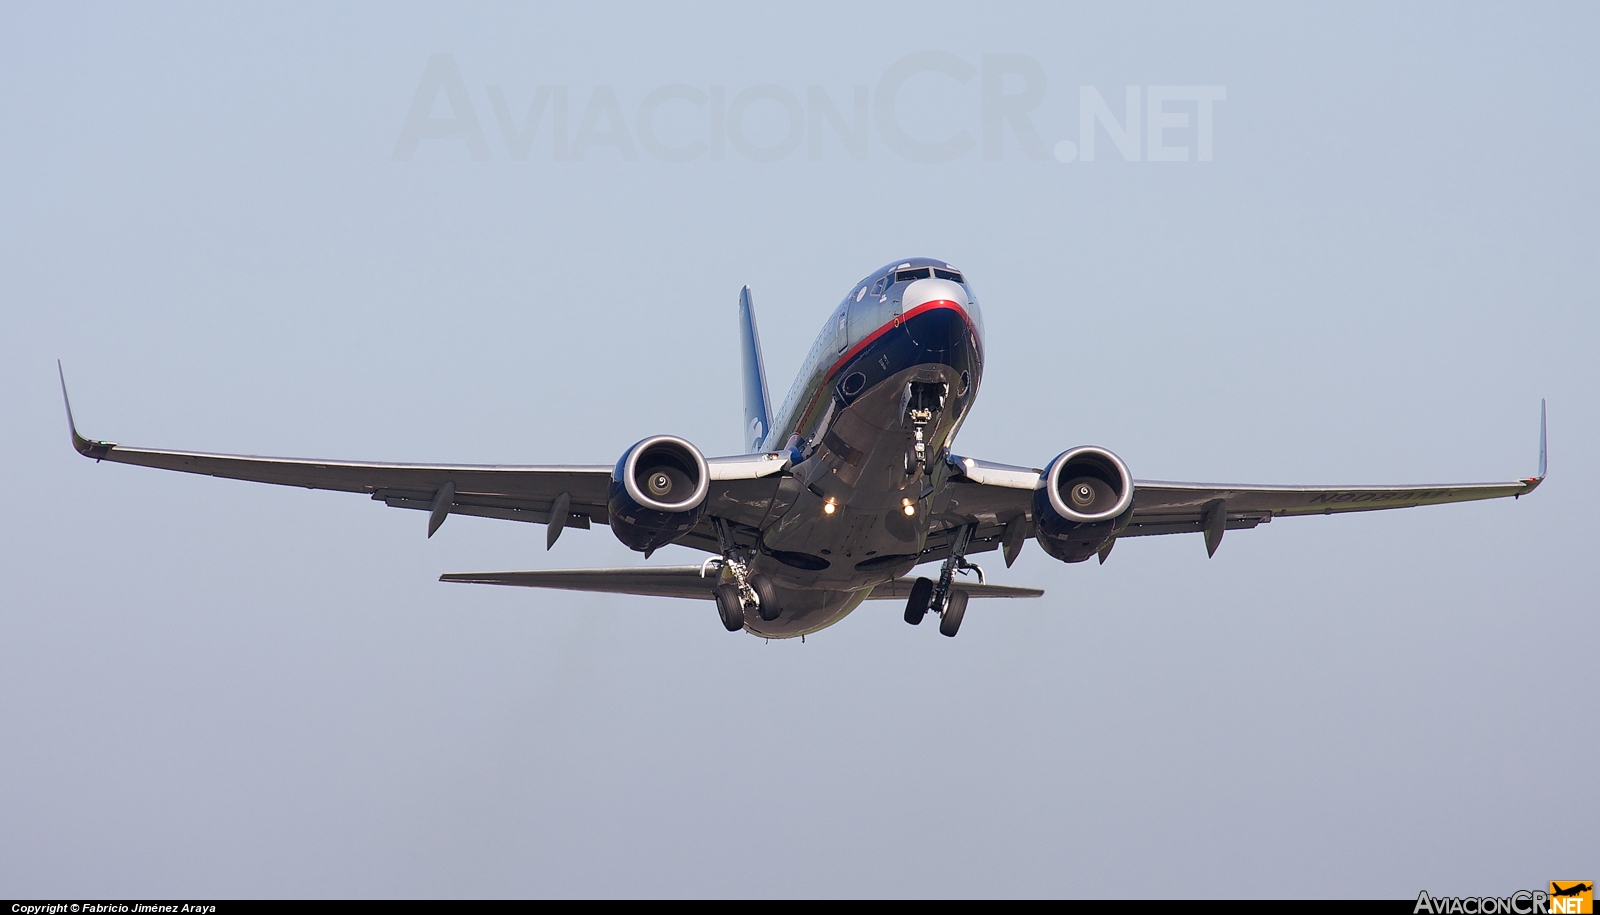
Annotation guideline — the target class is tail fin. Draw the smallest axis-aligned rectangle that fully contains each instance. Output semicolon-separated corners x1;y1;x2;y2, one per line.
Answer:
739;286;772;453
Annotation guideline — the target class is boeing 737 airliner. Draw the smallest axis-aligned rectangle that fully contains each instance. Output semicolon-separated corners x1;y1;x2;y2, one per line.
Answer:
60;257;1546;638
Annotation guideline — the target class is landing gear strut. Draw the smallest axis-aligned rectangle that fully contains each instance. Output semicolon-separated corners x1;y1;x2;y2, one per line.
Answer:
903;381;948;479
930;522;973;614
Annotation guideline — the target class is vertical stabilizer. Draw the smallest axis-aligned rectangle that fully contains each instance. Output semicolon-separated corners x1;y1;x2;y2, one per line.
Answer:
739;286;772;453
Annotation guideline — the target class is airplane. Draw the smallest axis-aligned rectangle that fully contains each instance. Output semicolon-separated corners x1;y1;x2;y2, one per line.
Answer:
1551;883;1593;898
59;257;1547;639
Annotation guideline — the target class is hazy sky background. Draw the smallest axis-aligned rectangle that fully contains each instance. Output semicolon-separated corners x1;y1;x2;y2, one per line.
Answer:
2;1;1595;898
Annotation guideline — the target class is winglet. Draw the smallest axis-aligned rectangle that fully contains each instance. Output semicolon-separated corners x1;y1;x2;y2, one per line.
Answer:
1538;398;1547;480
1519;398;1547;495
57;361;117;460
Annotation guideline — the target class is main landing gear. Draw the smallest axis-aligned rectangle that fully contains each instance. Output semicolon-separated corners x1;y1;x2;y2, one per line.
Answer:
709;563;777;631
903;523;982;638
939;589;968;638
714;583;745;632
705;517;781;632
903;577;934;625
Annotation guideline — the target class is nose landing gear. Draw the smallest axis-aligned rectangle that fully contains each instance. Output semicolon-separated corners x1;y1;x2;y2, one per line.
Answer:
903;381;949;479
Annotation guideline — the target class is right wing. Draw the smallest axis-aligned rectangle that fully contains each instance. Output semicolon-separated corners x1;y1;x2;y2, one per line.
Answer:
59;365;785;544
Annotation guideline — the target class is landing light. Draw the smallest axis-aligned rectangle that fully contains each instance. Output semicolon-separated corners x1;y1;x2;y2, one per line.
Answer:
901;497;916;516
823;501;836;515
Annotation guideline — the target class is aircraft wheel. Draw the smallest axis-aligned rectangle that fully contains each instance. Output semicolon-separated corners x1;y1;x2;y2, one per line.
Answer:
714;583;745;632
939;589;968;638
903;576;933;625
751;574;781;622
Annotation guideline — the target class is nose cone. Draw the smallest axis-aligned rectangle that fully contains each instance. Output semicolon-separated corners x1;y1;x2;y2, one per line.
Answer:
902;277;967;312
901;277;983;344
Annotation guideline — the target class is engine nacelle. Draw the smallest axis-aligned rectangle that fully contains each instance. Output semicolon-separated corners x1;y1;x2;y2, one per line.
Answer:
1033;446;1135;563
607;435;710;553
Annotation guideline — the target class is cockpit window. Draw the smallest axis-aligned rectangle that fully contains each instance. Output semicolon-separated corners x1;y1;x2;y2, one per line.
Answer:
934;268;964;283
870;275;890;295
895;267;931;283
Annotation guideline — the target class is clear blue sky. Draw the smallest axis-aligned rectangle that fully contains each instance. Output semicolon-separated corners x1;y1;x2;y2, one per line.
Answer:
2;1;1595;898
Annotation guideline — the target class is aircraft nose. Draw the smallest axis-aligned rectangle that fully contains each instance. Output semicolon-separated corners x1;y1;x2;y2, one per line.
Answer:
901;277;967;313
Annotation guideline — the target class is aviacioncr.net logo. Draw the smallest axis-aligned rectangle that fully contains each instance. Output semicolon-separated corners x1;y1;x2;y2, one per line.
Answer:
1414;883;1592;915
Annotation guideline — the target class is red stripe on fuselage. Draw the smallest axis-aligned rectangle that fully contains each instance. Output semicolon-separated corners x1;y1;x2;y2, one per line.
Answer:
795;299;979;433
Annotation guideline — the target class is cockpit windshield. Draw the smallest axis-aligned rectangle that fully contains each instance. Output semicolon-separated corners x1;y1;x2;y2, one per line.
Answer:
892;266;965;284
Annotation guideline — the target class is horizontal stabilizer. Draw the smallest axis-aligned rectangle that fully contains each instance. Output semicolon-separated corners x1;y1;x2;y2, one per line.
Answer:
864;578;1043;600
441;566;1043;601
442;566;718;600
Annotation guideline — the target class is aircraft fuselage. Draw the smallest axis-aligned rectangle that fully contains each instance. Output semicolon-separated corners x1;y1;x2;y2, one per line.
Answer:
744;257;985;637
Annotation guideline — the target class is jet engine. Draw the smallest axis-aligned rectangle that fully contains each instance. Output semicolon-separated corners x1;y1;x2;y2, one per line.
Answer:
607;435;711;553
1033;446;1135;563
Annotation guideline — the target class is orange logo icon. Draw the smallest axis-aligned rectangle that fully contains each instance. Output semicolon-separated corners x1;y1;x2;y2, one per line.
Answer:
1550;882;1594;915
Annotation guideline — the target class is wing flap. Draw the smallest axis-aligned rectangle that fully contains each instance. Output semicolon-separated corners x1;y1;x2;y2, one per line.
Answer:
1131;478;1539;520
377;491;595;528
1118;514;1271;538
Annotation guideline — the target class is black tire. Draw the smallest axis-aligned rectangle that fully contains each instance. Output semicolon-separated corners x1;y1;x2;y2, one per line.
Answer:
751;574;781;622
939;589;968;638
714;583;745;632
904;576;934;625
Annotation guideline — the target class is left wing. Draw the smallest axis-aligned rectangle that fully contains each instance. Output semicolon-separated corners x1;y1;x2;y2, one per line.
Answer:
1114;476;1542;540
931;402;1546;560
